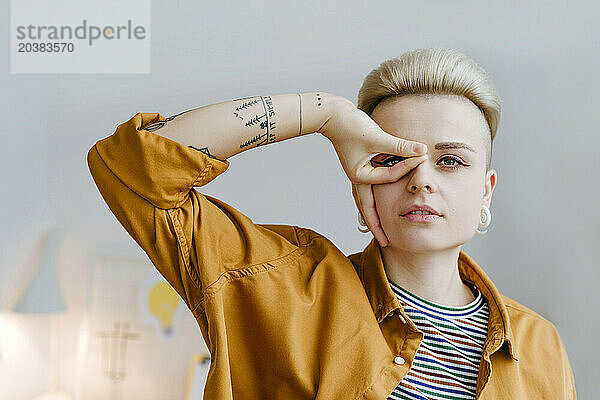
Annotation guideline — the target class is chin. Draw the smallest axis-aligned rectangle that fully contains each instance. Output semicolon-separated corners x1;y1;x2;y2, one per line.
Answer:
387;236;447;253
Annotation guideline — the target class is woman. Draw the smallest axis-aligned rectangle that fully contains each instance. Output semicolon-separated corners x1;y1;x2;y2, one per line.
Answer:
87;48;576;399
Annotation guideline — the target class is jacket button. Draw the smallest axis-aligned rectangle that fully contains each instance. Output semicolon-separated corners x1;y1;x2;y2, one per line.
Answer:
394;356;405;365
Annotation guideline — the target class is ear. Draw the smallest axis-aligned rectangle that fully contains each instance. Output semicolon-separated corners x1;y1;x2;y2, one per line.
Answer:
483;169;497;207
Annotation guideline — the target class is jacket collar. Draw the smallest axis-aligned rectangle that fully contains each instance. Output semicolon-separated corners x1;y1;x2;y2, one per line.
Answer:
358;238;519;361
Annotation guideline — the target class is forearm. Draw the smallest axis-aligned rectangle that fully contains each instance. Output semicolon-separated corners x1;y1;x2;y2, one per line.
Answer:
141;92;346;160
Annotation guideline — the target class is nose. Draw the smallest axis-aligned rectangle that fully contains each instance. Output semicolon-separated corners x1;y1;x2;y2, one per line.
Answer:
405;160;435;194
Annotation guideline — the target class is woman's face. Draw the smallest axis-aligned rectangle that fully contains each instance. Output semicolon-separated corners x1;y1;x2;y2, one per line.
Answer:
370;94;497;252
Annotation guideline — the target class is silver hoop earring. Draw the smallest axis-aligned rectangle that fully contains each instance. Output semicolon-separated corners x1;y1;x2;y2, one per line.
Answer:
357;212;370;233
476;205;491;235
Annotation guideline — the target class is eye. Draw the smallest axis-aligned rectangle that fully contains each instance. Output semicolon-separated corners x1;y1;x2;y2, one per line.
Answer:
372;155;407;167
371;155;470;170
438;155;468;170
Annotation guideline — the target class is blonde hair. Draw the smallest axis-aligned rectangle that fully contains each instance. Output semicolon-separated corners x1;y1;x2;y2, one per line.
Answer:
357;48;501;170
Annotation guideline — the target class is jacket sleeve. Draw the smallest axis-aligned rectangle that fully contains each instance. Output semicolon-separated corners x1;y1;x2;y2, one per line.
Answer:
552;323;577;400
561;336;577;400
87;112;300;312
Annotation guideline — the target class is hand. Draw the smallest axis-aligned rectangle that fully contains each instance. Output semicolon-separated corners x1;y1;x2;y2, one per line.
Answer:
319;97;429;247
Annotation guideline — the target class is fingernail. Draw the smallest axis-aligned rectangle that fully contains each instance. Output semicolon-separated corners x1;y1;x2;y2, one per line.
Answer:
414;143;427;153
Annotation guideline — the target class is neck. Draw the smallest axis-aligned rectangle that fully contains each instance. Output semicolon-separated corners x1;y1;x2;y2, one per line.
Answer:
380;245;475;306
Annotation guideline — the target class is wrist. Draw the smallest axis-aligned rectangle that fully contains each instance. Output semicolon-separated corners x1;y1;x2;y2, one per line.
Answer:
317;95;355;139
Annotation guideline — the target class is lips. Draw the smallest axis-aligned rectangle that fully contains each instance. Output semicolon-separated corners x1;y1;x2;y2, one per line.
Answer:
400;204;441;216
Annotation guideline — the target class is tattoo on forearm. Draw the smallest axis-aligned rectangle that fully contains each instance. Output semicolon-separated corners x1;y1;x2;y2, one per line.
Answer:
235;99;261;112
315;93;328;132
187;145;216;159
233;99;261;121
298;93;302;135
232;95;276;149
142;109;190;132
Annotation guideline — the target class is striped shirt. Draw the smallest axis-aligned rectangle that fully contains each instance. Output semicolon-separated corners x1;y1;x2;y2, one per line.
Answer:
387;278;489;400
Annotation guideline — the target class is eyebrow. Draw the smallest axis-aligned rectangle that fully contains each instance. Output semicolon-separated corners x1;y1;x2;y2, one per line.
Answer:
434;141;476;152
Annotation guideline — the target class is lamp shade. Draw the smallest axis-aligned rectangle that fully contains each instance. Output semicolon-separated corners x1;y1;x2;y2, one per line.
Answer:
12;227;66;314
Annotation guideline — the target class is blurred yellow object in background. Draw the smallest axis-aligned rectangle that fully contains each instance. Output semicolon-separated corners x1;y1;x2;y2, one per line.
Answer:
148;282;180;336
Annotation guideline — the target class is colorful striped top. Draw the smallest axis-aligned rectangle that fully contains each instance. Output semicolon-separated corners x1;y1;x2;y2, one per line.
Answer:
387;278;489;400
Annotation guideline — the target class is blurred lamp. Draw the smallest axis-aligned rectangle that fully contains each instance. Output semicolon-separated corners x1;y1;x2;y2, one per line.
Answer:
11;226;72;400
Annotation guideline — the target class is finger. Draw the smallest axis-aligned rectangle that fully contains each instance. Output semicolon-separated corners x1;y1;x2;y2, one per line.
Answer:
352;184;364;221
351;184;361;213
351;182;360;211
375;133;428;156
397;137;428;155
360;155;428;184
355;183;389;247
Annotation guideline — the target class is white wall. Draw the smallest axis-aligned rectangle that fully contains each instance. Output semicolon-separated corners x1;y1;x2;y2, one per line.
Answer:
1;0;597;398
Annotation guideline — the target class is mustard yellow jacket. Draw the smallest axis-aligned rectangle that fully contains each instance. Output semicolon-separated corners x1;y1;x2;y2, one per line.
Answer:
87;112;576;399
